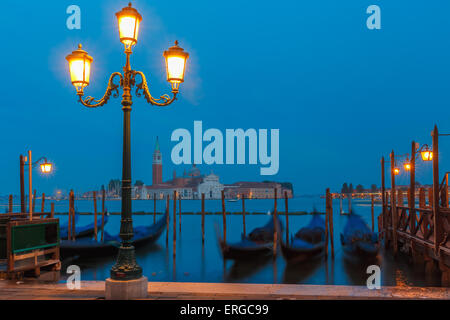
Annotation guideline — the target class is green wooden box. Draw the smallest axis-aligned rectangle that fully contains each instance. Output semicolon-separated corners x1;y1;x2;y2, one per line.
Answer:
10;221;59;254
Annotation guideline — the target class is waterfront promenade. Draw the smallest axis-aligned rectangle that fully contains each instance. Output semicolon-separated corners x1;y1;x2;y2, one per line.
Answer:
0;280;448;300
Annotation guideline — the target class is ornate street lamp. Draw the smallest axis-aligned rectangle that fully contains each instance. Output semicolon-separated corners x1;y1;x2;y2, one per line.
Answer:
65;3;188;285
419;145;433;161
116;3;142;48
403;161;411;171
164;41;189;92
40;161;53;173
65;44;93;93
20;152;53;220
403;155;411;171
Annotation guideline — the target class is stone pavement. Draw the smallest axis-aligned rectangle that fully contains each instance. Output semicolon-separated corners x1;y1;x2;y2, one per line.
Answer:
0;280;448;300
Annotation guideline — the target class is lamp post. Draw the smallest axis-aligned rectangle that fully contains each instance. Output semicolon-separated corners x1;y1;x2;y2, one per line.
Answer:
20;151;53;220
65;3;188;287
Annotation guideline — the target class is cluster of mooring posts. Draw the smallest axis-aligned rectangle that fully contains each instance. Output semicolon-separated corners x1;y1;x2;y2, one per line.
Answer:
2;183;340;281
3;180;348;284
65;189;107;241
138;188;337;281
379;125;450;286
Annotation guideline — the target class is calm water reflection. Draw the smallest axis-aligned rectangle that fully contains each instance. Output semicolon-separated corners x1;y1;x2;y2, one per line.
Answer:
3;196;439;286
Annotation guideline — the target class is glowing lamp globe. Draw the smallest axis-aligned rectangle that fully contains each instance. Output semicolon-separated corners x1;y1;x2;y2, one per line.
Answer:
40;162;53;174
393;167;400;175
116;3;142;47
163;41;189;91
66;44;93;93
421;150;433;161
404;163;411;171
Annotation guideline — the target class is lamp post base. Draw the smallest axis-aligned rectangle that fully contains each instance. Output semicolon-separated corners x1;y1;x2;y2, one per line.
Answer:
110;245;142;280
105;276;148;300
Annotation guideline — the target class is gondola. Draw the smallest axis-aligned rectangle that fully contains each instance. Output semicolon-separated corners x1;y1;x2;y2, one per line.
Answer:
60;238;119;258
60;212;109;240
340;213;379;258
218;213;283;260
280;213;326;263
104;211;168;248
60;212;167;258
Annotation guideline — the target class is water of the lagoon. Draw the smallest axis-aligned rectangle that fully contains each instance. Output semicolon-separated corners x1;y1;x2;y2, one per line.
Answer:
0;196;442;287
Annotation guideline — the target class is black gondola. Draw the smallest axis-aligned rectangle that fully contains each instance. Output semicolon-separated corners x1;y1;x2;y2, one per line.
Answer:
60;238;119;258
340;213;379;258
280;213;326;263
104;211;168;248
218;213;283;260
60;212;168;258
60;212;109;240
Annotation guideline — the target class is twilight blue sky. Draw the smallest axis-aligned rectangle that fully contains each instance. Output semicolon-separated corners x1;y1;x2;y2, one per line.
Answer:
2;0;450;196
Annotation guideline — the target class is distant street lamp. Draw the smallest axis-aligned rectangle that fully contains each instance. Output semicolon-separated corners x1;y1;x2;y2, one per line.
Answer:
417;144;433;162
403;161;411;171
20;151;53;220
65;3;189;285
393;167;400;175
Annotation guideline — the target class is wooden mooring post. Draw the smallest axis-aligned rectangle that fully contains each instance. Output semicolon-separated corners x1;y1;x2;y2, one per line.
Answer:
432;125;444;253
68;193;72;240
173;191;177;257
273;188;278;257
410;141;417;235
166;195;169;245
201;193;205;244
442;174;449;208
71;190;76;241
418;187;426;235
324;190;329;258
329;191;334;258
427;187;433;208
32;189;36;214
173;191;177;245
381;156;386;244
419;187;425;208
68;190;76;241
101;188;105;242
28;151;32;220
41;193;45;214
93;191;98;241
20;154;25;213
397;190;404;207
153;193;156;224
221;190;227;244
326;188;334;258
371;194;375;232
50;202;54;218
242;194;246;237
284;191;289;245
179;195;182;232
390;150;398;255
8;195;13;213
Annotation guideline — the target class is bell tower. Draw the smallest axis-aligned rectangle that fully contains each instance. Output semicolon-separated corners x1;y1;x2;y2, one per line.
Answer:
152;136;162;185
